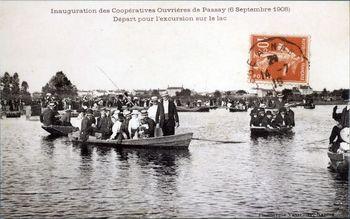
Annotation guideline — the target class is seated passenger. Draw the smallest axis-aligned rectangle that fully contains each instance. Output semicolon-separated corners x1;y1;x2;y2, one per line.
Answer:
329;122;343;153
128;110;140;139
120;110;131;139
138;110;156;138
97;109;113;140
250;112;260;127
111;110;120;123
262;111;275;129
274;108;288;127
257;110;266;126
40;102;60;126
109;113;125;142
60;109;72;126
337;127;350;153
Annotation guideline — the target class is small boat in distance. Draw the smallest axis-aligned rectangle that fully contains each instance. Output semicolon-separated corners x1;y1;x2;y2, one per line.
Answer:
42;125;79;136
229;107;247;112
250;126;293;137
5;111;21;118
70;133;193;149
304;104;316;109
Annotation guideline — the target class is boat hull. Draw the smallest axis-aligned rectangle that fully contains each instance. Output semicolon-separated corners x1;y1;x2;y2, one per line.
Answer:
250;126;293;136
5;111;21;118
229;108;247;112
42;125;79;136
70;133;193;149
327;151;349;177
304;105;315;109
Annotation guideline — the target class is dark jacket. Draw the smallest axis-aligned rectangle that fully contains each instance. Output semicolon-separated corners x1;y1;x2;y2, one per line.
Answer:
250;116;260;126
332;106;342;122
40;108;59;126
143;117;156;137
262;117;274;128
286;110;295;127
155;99;179;128
97;116;113;134
80;116;95;141
274;114;293;127
341;107;349;128
120;118;130;139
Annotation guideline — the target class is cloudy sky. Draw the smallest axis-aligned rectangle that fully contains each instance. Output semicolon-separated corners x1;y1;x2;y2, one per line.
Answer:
0;1;349;92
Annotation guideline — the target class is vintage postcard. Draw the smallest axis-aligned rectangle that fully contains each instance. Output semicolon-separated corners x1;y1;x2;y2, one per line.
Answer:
0;1;349;218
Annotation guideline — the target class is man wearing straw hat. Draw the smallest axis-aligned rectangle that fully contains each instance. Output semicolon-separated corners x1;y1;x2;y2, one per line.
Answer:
155;91;179;136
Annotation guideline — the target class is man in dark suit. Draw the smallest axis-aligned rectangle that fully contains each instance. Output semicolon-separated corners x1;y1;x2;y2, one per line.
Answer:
40;102;60;126
155;92;179;136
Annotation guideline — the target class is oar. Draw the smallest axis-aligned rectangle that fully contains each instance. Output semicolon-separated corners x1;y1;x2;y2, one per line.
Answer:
305;138;329;145
191;137;245;144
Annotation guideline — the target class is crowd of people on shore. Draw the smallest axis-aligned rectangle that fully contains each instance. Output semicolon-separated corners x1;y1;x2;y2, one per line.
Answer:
41;92;180;142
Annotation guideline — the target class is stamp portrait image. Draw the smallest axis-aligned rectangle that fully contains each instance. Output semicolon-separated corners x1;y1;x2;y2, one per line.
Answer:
249;35;309;85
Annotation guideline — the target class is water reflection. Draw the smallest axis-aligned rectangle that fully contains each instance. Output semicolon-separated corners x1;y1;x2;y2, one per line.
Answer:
40;136;57;157
1;105;349;217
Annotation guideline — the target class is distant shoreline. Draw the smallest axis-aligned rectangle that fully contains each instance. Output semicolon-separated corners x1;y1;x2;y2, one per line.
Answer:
314;101;347;106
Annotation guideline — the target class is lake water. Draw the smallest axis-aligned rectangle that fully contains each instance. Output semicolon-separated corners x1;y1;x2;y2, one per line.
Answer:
0;105;348;217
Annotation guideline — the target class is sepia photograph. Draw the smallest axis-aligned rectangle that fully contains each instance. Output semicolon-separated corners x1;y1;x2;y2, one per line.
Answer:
0;1;349;218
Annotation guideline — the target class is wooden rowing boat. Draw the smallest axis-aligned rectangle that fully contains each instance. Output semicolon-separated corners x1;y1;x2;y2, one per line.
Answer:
42;125;79;136
327;151;349;177
177;106;210;112
5;111;21;118
250;126;293;136
304;104;315;109
70;132;193;149
229;107;247;112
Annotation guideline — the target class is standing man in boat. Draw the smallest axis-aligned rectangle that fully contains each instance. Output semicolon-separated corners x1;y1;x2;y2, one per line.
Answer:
275;94;285;110
79;109;95;142
155;91;179;136
285;104;295;127
147;96;159;122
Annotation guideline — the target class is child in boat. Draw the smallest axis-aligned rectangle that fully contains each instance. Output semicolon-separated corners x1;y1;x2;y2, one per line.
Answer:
138;110;156;138
128;110;140;139
109;112;125;142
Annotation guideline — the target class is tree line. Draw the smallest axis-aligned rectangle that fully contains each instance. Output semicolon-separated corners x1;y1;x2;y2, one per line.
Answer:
0;72;31;106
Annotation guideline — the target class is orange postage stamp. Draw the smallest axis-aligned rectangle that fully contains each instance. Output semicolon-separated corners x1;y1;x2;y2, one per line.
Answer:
248;35;309;85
